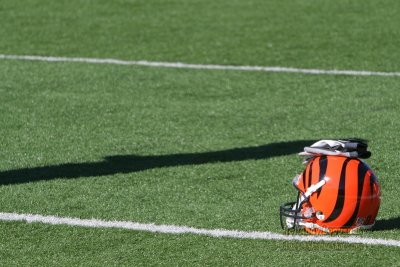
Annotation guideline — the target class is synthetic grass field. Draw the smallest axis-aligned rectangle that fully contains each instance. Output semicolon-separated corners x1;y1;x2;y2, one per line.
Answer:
1;0;400;265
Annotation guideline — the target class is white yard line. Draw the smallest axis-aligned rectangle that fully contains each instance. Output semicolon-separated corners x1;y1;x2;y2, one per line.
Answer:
0;212;399;247
1;54;400;77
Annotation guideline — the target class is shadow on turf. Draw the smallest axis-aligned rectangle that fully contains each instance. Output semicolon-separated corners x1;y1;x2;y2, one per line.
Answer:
0;140;314;185
374;217;400;231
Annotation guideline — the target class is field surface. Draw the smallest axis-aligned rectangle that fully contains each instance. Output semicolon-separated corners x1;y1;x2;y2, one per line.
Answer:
1;0;400;266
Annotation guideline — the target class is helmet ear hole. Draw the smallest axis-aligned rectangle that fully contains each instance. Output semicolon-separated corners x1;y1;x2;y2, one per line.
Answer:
316;211;325;220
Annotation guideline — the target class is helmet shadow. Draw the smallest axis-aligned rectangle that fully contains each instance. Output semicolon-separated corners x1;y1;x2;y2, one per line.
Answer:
0;140;314;185
374;217;400;231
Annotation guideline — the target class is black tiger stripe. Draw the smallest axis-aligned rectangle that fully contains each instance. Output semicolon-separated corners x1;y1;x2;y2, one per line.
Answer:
316;156;327;198
343;161;367;227
324;158;351;223
302;169;307;189
369;171;378;197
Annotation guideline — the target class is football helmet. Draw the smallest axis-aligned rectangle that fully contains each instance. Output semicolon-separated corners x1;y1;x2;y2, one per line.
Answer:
280;155;381;234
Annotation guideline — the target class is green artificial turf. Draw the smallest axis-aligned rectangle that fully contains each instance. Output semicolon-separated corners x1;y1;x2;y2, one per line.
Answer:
1;0;400;71
1;221;400;266
1;0;400;265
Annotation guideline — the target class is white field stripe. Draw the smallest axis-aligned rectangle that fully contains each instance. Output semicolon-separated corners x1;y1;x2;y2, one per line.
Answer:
1;54;400;77
0;212;399;247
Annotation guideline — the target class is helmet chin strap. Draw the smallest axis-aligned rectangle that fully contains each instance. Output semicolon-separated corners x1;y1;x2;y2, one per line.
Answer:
297;221;376;234
299;221;330;233
349;222;375;234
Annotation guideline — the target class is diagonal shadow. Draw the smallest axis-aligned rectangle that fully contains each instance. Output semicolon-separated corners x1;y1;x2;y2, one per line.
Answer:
374;217;400;231
0;140;314;186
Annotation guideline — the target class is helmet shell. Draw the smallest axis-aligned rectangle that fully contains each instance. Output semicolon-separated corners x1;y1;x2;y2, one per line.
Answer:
296;155;381;234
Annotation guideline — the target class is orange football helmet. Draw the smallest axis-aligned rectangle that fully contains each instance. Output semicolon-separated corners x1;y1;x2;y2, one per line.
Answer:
280;155;381;234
